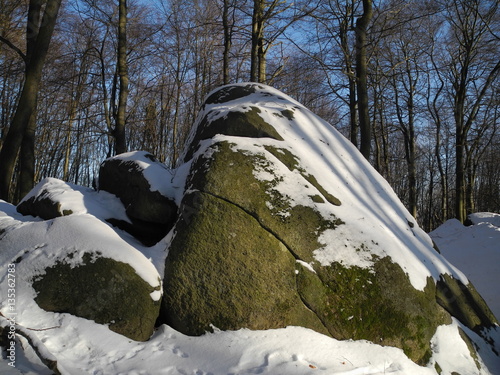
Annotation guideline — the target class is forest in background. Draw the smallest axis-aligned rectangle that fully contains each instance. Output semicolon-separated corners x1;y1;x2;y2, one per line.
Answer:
0;0;499;232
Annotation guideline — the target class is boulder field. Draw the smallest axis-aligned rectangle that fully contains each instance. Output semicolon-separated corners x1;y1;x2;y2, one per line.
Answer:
7;83;498;369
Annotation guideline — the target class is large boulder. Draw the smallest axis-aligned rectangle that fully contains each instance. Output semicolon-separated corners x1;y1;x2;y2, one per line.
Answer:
0;213;162;342
33;254;160;342
98;151;178;244
14;177;166;245
16;177;129;221
161;83;499;366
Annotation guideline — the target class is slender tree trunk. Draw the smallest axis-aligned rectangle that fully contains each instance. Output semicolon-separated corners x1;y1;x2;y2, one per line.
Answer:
435;117;448;222
258;32;266;83
349;77;358;147
394;78;417;219
63;56;88;181
454;51;468;223
97;36;114;158
0;0;62;202
222;0;232;85
355;0;372;160
338;6;358;147
407;74;417;219
16;0;43;201
114;0;128;155
16;110;37;201
172;81;180;168
251;0;264;82
455;130;466;222
465;160;476;215
427;56;447;222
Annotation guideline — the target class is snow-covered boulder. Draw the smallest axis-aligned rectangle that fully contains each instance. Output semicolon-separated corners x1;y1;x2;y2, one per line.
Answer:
431;213;500;320
160;83;499;367
16;177;129;221
98;151;178;245
0;209;162;342
33;253;160;342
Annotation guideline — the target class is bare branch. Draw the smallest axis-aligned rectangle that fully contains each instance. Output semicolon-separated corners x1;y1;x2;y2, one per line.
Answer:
0;35;27;63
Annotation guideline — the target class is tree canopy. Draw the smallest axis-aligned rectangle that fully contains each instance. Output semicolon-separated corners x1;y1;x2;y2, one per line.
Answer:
0;0;499;230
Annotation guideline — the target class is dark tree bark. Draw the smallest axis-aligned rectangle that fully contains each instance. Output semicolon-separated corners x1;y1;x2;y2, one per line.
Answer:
0;0;62;202
355;0;372;160
250;0;265;82
17;0;43;201
222;0;235;85
114;0;129;155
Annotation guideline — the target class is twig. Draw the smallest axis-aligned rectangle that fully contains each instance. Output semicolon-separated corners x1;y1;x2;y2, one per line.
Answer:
0;312;61;331
0;314;64;375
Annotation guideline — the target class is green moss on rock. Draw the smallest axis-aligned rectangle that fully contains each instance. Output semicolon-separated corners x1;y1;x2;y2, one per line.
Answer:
33;255;161;341
297;257;451;364
280;109;295;121
184;107;284;161
263;145;341;206
458;327;481;370
162;191;327;336
187;141;343;262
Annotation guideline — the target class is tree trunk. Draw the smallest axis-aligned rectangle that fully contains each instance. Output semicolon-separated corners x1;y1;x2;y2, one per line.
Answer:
17;0;43;201
114;0;128;155
16;110;37;202
355;0;372;160
406;72;417;219
455;131;466;222
349;76;358;147
0;0;62;202
63;55;88;181
394;76;417;219
250;0;264;82
222;0;233;85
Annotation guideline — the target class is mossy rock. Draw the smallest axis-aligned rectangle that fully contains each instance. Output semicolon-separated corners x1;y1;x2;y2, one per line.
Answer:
33;254;161;341
297;258;451;364
436;273;498;332
162;84;499;368
204;83;260;105
161;191;328;336
186;141;342;262
17;187;73;219
98;153;177;244
184;107;284;161
163;139;452;363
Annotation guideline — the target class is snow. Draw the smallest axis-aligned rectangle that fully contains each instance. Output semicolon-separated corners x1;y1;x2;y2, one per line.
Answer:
103;151;180;200
430;214;500;320
20;177;130;223
429;319;495;374
0;212;161;291
0;83;499;374
189;84;467;291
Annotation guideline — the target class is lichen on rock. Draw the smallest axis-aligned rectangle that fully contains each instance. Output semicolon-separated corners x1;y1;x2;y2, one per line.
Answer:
162;190;328;336
157;83;499;368
33;254;161;342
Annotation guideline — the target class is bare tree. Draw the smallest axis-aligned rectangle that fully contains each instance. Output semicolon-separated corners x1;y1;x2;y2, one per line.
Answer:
444;0;500;222
355;0;372;160
0;0;62;202
113;0;128;155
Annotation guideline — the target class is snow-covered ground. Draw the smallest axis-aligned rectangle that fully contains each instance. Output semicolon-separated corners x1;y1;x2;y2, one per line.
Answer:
1;198;498;374
430;212;500;321
0;83;499;374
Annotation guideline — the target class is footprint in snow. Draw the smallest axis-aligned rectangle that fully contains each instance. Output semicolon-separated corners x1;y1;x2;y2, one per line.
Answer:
194;370;214;375
168;344;189;358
